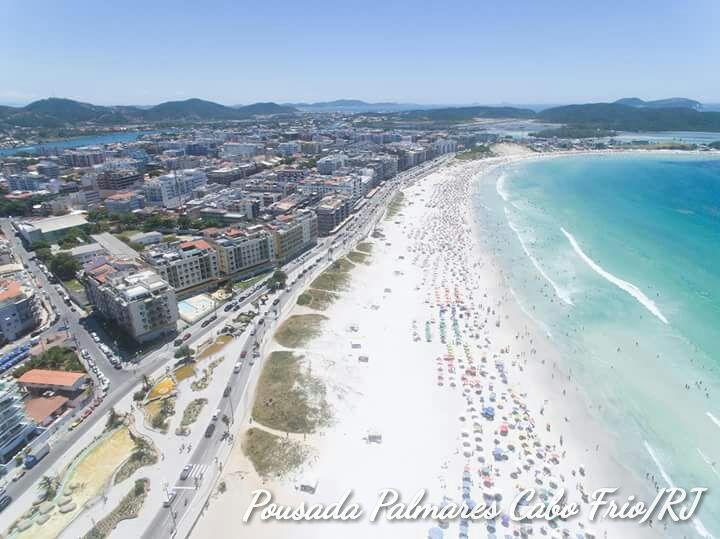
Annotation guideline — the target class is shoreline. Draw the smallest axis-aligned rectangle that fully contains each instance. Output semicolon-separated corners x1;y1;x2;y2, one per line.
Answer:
192;150;689;539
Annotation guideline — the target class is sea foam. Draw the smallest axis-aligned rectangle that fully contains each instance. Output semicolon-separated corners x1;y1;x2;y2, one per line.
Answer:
707;411;720;430
645;442;715;538
560;227;668;324
496;173;509;201
505;209;574;306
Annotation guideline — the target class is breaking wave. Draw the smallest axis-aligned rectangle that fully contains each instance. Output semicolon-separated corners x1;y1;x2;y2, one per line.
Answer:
560;227;668;324
505;209;574;306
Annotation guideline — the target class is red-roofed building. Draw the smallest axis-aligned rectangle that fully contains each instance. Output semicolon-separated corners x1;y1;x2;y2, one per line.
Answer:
18;369;88;393
25;395;70;426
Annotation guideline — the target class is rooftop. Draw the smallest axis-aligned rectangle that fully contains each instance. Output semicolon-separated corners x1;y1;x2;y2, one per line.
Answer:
25;395;69;423
0;279;27;303
18;369;86;388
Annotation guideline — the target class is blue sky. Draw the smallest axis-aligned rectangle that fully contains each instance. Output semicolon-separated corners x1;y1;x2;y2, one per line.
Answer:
1;0;718;106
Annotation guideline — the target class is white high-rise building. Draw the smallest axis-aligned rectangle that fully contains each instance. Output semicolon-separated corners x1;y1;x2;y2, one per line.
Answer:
143;169;207;208
0;378;36;464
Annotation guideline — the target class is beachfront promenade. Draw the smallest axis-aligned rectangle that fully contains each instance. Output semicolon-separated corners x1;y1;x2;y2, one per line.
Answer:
0;155;452;539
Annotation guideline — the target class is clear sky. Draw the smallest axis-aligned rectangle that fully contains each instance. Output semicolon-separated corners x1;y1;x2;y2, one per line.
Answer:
2;0;719;106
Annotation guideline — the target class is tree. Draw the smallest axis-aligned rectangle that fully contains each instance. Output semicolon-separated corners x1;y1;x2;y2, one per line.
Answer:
176;215;191;229
38;474;60;500
268;270;287;290
49;252;81;281
106;407;123;430
174;345;192;359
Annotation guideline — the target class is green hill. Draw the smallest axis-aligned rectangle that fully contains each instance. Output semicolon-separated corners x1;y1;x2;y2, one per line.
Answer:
538;103;720;132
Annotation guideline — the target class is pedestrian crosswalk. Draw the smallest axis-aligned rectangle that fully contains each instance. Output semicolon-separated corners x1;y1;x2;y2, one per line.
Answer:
186;463;208;480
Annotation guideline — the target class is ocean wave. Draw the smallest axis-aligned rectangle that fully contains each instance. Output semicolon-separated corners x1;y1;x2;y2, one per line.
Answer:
505;209;574;306
697;448;720;480
644;441;715;539
496;173;509;201
707;411;720;430
560;227;669;324
509;288;553;338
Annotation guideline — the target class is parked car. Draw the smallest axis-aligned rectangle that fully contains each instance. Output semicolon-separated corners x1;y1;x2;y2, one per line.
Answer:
183;333;191;341
233;362;242;373
212;409;220;421
223;386;231;397
0;495;11;512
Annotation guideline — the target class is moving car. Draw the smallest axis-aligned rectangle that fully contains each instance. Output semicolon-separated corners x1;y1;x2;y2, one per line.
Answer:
204;423;216;438
233;362;242;373
163;491;177;508
180;465;192;480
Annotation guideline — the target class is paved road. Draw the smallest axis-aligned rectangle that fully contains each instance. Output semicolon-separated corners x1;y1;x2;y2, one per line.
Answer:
0;154;449;522
143;156;452;538
0;219;276;499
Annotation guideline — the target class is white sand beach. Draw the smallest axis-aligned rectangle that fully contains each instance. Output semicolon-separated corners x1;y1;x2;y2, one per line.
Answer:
193;153;662;539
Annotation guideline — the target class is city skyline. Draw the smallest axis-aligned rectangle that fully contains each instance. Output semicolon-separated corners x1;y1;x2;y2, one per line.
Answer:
2;0;719;106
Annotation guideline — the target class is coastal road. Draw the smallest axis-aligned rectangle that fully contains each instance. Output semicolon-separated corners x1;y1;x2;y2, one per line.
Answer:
143;155;453;539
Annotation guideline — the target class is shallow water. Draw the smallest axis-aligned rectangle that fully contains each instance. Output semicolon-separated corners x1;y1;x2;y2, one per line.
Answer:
472;153;720;538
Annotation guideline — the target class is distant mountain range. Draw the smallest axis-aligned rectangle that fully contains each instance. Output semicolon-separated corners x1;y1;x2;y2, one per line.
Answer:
0;98;297;128
2;96;719;134
536;102;720;132
393;98;720;133
614;97;703;111
284;99;444;113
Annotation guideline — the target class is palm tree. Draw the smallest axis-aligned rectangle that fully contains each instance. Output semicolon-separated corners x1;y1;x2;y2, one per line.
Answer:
38;474;60;500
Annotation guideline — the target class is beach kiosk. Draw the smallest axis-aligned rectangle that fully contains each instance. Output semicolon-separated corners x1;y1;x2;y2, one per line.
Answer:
298;475;318;494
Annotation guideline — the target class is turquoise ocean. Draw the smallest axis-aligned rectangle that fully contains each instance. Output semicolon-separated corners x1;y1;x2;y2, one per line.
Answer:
472;153;720;538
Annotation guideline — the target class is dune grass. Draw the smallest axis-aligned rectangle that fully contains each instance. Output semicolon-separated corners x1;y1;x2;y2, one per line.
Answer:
274;314;327;348
242;428;308;479
385;191;405;219
297;289;339;311
252;351;329;433
347;250;370;265
310;258;354;292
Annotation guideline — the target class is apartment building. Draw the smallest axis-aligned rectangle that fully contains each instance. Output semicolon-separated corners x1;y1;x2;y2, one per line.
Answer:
143;169;207;208
207;226;274;279
277;141;300;157
8;173;48;192
83;261;178;343
298;174;364;203
142;239;218;295
0;279;39;344
60;148;105;168
96;169;143;191
267;209;318;265
105;191;145;215
316;195;351;236
0;378;36;464
317;153;347;175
